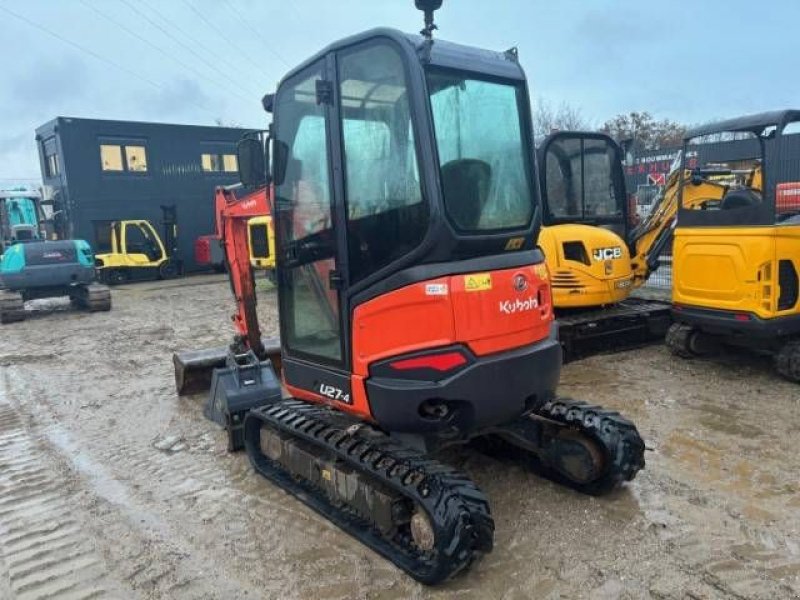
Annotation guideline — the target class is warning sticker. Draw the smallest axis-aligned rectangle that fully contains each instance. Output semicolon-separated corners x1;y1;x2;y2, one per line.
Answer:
464;273;492;292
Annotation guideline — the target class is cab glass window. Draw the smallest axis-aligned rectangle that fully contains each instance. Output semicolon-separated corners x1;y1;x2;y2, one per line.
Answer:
428;72;533;232
339;42;426;283
544;136;623;221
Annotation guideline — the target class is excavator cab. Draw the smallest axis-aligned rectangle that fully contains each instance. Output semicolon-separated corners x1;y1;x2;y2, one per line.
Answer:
668;110;800;381
263;28;561;429
536;131;635;307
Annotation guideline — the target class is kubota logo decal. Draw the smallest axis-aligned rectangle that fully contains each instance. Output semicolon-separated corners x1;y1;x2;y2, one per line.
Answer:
592;247;623;261
499;296;538;314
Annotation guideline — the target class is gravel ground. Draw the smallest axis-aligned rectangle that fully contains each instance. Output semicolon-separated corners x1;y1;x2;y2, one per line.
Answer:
0;274;798;599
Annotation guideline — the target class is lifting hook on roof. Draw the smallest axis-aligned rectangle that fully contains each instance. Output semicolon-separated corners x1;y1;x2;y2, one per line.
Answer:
415;0;442;39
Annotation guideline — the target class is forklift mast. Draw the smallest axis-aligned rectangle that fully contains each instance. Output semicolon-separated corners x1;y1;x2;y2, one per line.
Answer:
160;205;179;261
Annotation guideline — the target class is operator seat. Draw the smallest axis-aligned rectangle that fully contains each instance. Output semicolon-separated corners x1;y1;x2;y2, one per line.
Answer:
441;159;492;229
720;188;761;210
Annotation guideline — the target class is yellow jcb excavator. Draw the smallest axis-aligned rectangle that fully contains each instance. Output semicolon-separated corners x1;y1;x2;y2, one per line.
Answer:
536;131;730;356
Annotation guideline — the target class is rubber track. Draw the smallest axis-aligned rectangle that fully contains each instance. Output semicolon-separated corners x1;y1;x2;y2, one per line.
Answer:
244;400;494;584
775;339;800;382
666;322;695;358
72;284;111;312
535;398;646;495
0;291;25;324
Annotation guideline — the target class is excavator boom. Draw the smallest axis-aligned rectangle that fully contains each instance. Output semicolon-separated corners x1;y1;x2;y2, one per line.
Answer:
628;164;731;287
173;184;280;395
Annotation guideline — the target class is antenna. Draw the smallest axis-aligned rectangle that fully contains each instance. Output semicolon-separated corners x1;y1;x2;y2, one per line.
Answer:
415;0;442;39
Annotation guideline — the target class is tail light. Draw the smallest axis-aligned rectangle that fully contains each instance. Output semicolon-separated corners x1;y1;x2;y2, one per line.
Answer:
370;347;473;381
390;351;467;373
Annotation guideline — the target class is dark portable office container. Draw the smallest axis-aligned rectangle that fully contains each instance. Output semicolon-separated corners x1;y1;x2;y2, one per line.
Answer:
35;117;254;271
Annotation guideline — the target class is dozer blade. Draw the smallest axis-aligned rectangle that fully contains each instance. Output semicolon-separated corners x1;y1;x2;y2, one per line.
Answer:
173;347;229;396
173;337;283;396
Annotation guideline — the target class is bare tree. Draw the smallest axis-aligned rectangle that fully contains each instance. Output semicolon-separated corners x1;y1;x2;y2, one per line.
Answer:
600;111;686;150
533;97;589;139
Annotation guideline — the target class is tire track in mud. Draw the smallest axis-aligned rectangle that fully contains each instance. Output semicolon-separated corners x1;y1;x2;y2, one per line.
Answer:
0;403;112;600
87;415;377;598
0;367;292;600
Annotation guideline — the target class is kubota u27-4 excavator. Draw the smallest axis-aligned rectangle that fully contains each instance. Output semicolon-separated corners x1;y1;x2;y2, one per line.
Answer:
175;2;645;584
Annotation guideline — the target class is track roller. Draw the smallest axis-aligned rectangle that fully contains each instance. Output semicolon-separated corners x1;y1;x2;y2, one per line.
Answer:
244;400;494;584
775;339;800;383
482;398;645;496
0;290;25;324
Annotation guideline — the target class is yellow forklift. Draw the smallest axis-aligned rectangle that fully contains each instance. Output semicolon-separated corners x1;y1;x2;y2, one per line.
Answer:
95;205;183;284
666;110;800;382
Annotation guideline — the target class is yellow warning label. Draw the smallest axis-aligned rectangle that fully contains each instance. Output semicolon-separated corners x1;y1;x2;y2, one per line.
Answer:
464;273;492;292
321;469;332;481
534;264;549;280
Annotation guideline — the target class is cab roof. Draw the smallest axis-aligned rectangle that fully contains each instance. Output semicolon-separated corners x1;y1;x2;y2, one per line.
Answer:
686;109;800;139
276;27;526;90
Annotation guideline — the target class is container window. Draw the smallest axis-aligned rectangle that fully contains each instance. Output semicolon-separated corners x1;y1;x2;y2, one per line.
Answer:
101;145;124;171
45;153;59;177
222;154;238;172
125;145;148;172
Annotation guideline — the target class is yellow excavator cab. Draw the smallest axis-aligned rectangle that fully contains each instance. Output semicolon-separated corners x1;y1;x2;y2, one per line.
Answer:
538;132;634;309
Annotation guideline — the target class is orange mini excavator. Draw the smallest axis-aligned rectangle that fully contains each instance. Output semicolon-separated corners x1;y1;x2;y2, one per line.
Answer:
174;2;645;584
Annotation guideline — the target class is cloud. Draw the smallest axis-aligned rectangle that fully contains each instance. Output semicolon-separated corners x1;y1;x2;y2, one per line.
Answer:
5;54;89;114
145;77;222;122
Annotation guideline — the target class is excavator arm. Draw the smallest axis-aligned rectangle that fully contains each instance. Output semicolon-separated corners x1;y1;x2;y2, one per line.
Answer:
214;185;270;356
173;184;278;395
628;168;732;287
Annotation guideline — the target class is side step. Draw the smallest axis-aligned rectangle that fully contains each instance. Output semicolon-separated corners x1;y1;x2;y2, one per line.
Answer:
557;299;672;361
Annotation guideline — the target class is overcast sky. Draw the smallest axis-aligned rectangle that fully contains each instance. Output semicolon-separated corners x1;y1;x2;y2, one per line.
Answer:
1;0;798;182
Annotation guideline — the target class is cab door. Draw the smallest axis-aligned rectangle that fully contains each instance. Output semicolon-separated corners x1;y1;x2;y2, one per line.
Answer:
273;58;349;403
122;222;153;265
539;132;629;237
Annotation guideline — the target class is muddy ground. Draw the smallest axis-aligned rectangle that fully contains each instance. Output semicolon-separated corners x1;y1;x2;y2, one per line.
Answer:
0;274;798;600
